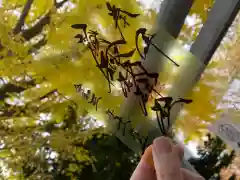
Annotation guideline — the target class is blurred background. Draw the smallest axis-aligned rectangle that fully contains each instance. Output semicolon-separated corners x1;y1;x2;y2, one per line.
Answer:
0;0;239;179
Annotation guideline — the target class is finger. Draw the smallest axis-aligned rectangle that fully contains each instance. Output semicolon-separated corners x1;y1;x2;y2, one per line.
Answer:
130;145;157;180
141;145;155;169
140;144;183;169
181;168;205;180
152;137;183;180
173;144;184;162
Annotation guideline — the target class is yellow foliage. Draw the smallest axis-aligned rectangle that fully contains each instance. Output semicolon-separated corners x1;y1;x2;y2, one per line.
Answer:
1;0;238;176
190;0;214;22
25;0;54;24
1;0;26;9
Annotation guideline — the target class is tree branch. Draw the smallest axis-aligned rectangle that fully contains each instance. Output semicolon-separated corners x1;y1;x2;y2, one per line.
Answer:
0;80;35;101
28;37;47;54
13;0;34;34
22;15;50;41
21;0;68;41
39;89;58;100
0;0;68;55
55;0;68;8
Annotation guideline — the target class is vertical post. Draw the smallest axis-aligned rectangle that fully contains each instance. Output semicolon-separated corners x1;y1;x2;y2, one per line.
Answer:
190;0;240;65
164;0;240;134
147;0;239;171
156;0;195;38
111;0;196;172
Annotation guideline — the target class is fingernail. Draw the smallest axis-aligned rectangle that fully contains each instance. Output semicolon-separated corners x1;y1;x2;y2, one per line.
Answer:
153;137;172;155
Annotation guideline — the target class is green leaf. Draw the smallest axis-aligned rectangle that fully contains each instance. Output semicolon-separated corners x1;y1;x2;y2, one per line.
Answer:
69;163;78;172
76;152;84;161
0;150;11;158
116;162;121;167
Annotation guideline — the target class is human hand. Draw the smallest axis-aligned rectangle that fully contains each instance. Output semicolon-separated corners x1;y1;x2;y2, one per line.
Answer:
130;137;205;180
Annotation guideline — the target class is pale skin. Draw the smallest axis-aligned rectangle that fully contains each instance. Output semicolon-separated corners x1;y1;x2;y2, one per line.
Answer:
130;137;205;180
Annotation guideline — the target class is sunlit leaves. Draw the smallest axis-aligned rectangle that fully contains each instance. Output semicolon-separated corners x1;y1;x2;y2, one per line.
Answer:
179;0;214;46
25;0;54;24
175;59;235;141
1;0;26;9
0;0;232;177
69;163;78;172
190;0;214;23
0;150;11;158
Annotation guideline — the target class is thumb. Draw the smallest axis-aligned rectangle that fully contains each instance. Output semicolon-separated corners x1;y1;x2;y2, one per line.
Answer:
130;145;156;180
152;137;183;180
